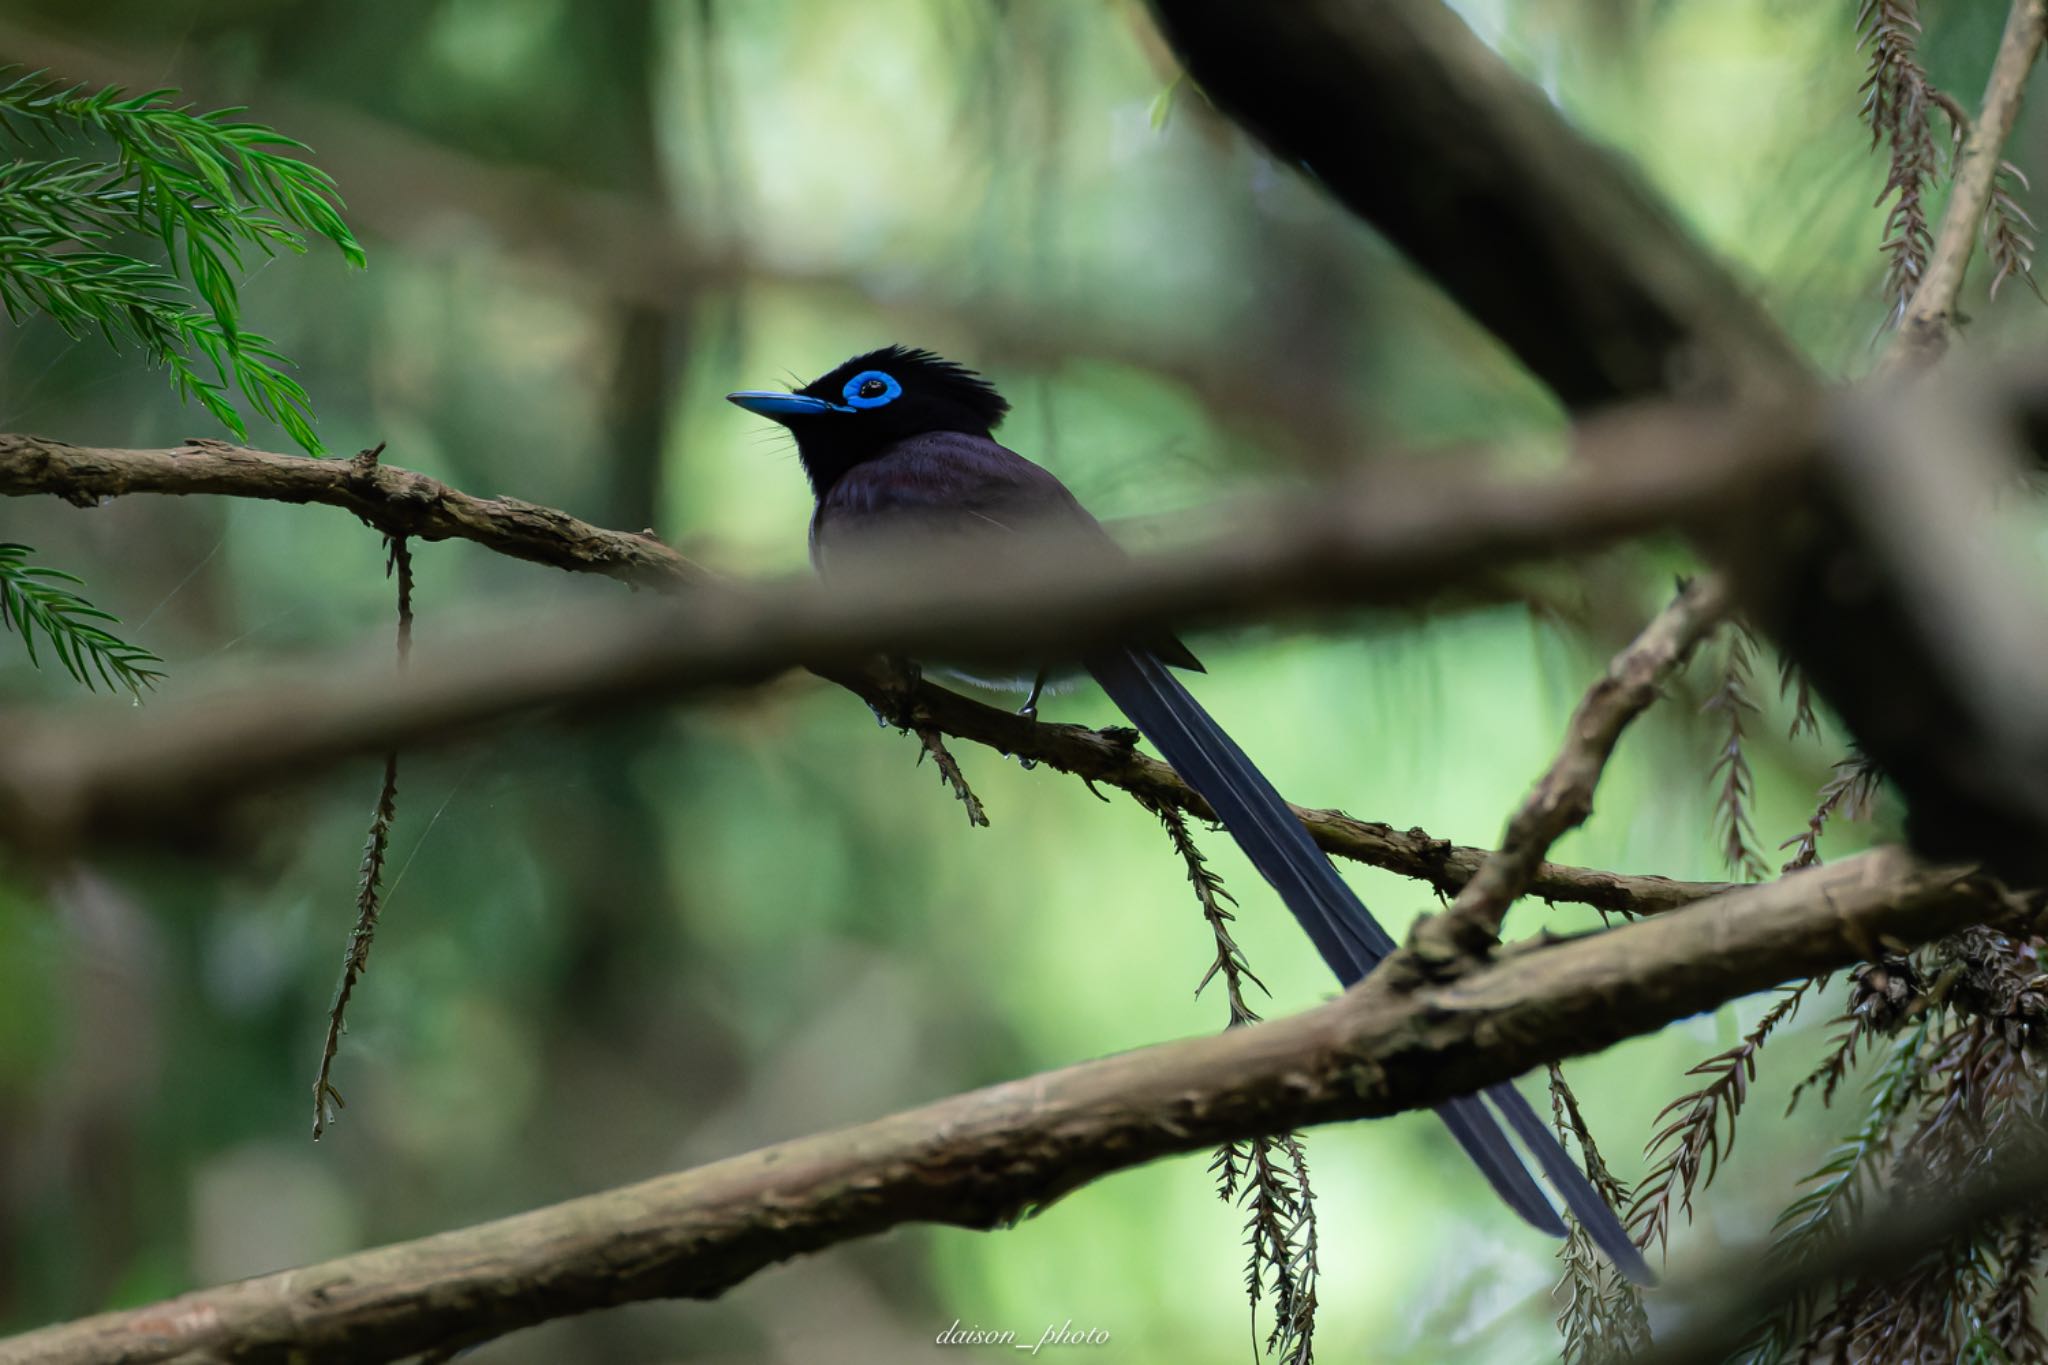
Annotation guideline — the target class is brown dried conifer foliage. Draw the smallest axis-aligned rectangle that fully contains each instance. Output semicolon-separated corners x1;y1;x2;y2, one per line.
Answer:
1734;928;2048;1361
1703;625;1770;881
1549;1068;1651;1365
1146;796;1318;1364
1626;984;1812;1258
1859;0;1951;325
1987;161;2044;302
1780;753;1883;874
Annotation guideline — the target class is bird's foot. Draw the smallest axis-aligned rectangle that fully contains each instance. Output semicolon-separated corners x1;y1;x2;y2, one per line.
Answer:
1015;694;1041;770
867;655;924;728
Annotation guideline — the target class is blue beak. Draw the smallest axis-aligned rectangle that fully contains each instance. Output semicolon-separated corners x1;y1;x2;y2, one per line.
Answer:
726;390;844;421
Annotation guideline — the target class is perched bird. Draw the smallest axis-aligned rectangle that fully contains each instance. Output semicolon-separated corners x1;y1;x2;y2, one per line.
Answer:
729;345;1651;1285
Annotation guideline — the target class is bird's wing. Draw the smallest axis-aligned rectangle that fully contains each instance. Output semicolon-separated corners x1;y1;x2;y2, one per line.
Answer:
814;432;1202;671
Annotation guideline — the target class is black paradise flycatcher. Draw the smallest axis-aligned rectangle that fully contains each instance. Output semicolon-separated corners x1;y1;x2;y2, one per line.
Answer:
729;345;1651;1286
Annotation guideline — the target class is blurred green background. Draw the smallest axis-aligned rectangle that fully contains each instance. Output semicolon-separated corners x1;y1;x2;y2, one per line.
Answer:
0;1;2035;1360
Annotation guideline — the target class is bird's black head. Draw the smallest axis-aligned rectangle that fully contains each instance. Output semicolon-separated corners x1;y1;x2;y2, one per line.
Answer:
727;345;1010;497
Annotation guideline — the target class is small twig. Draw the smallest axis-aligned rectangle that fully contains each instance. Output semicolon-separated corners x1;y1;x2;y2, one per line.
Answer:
387;535;414;663
1401;576;1731;977
350;440;388;475
1878;0;2048;375
911;722;988;828
312;534;414;1139
313;749;399;1140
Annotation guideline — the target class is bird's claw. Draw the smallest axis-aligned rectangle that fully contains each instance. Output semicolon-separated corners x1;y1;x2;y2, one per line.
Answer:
1015;694;1040;770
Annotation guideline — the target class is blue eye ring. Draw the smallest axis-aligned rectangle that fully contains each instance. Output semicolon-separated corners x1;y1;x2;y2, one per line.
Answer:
842;370;902;409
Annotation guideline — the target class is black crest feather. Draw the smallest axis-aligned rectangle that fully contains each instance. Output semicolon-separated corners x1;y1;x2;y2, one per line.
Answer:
803;345;1010;430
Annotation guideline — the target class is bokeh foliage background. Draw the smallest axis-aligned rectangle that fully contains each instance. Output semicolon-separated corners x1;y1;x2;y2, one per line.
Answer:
0;1;2039;1360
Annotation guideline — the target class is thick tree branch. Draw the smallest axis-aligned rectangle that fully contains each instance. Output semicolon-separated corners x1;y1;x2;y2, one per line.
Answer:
1881;0;2048;376
1731;372;2048;884
1401;574;1731;975
1142;0;1811;410
0;849;1998;1365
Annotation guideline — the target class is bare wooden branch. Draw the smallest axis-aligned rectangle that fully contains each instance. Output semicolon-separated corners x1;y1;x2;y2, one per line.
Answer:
0;849;1995;1365
1401;576;1732;975
823;663;1735;914
0;434;705;589
1881;0;2048;376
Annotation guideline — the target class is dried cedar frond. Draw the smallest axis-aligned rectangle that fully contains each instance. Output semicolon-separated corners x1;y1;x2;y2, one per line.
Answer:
1850;954;1922;1032
1734;1019;1938;1362
1703;624;1769;880
1781;954;1921;1121
1787;1014;1873;1117
1151;794;1315;1362
1977;1217;2048;1361
1222;1132;1319;1365
1987;159;2044;304
1858;0;1951;326
1812;1018;2033;1361
1934;926;2048;1051
1833;1231;1995;1363
1627;983;1811;1256
1779;751;1884;873
1549;1067;1652;1364
1779;655;1822;742
1141;794;1268;1028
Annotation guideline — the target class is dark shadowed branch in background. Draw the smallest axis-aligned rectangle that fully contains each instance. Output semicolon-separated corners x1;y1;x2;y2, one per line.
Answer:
0;849;2000;1365
1142;0;1810;411
0;18;1369;460
0;383;1824;855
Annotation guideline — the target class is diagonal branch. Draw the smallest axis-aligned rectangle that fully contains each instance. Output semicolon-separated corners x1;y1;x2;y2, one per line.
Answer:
1401;575;1732;976
1881;0;2048;376
0;848;1996;1365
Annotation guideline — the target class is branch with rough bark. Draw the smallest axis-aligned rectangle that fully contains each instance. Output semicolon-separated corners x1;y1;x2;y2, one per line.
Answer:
1401;574;1731;976
0;434;704;588
0;849;1998;1365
